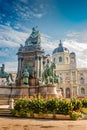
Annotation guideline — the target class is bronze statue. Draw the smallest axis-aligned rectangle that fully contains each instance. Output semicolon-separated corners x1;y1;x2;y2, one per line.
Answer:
42;62;58;84
23;68;29;85
25;26;41;48
0;64;13;82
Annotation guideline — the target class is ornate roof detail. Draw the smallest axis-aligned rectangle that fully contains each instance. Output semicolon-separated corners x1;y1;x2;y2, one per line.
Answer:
53;40;69;54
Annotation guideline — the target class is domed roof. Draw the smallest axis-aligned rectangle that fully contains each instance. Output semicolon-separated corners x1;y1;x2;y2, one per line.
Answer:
70;52;75;55
53;40;69;54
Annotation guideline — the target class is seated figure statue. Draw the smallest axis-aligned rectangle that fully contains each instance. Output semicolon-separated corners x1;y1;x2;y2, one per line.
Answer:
25;27;41;48
23;68;29;85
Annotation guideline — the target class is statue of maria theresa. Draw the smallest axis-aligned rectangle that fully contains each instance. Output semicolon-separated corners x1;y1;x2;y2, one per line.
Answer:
25;26;41;48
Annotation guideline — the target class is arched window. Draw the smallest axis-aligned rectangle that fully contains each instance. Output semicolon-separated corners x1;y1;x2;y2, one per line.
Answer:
81;88;85;94
80;77;84;84
66;88;71;98
59;56;62;62
66;57;68;63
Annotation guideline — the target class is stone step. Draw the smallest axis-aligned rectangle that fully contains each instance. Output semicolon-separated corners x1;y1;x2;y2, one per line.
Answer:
0;95;11;98
0;99;10;105
0;113;11;116
0;105;9;109
0;108;11;116
0;97;14;116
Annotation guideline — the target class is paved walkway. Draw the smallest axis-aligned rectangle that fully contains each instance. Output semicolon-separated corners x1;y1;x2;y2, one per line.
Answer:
0;117;87;130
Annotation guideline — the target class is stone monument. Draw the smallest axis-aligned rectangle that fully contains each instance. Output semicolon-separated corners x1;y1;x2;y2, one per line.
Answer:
0;27;61;99
16;27;45;86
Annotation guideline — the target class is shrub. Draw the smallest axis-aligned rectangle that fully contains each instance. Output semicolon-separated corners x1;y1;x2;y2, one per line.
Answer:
57;99;73;115
82;98;87;108
29;97;45;113
45;98;59;114
10;109;17;116
11;97;84;118
19;110;26;118
71;98;82;111
14;98;29;111
69;111;82;120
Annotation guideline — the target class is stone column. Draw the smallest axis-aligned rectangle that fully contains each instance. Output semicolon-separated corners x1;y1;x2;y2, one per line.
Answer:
63;87;66;98
18;57;22;78
41;57;44;79
39;56;41;78
77;86;80;97
39;56;43;78
36;56;39;78
62;73;65;84
76;70;78;84
71;86;73;98
70;71;73;84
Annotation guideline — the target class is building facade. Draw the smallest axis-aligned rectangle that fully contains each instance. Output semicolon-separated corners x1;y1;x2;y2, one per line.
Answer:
46;40;87;98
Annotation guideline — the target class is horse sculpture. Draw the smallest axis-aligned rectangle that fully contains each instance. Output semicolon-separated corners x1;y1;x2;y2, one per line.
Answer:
42;62;58;84
0;64;13;82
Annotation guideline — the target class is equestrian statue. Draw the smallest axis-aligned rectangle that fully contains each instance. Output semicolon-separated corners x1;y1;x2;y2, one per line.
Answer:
0;64;13;82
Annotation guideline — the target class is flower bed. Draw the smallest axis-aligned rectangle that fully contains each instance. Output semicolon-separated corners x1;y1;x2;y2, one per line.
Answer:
11;97;86;120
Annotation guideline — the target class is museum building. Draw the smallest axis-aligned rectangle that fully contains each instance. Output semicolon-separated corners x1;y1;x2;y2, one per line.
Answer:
46;40;87;98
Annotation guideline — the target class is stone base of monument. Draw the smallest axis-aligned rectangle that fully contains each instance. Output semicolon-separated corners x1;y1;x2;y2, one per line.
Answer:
46;84;59;98
0;83;62;99
16;79;23;86
18;85;29;98
29;78;39;86
39;84;62;98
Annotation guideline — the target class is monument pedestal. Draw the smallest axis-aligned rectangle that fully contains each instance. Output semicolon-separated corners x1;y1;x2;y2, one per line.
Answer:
17;85;29;98
29;78;39;86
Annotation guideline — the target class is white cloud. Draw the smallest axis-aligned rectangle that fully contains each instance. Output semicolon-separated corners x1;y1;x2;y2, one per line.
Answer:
63;39;87;68
32;13;45;18
13;1;47;20
0;51;7;56
66;30;87;43
0;24;28;47
79;30;87;42
66;31;80;38
64;39;87;52
0;61;17;72
41;35;58;54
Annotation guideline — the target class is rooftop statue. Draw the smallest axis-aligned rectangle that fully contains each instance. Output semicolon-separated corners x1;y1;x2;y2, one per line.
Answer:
25;26;41;48
0;64;13;82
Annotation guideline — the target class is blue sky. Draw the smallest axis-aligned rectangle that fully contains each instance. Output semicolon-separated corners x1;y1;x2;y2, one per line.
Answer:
0;0;87;71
